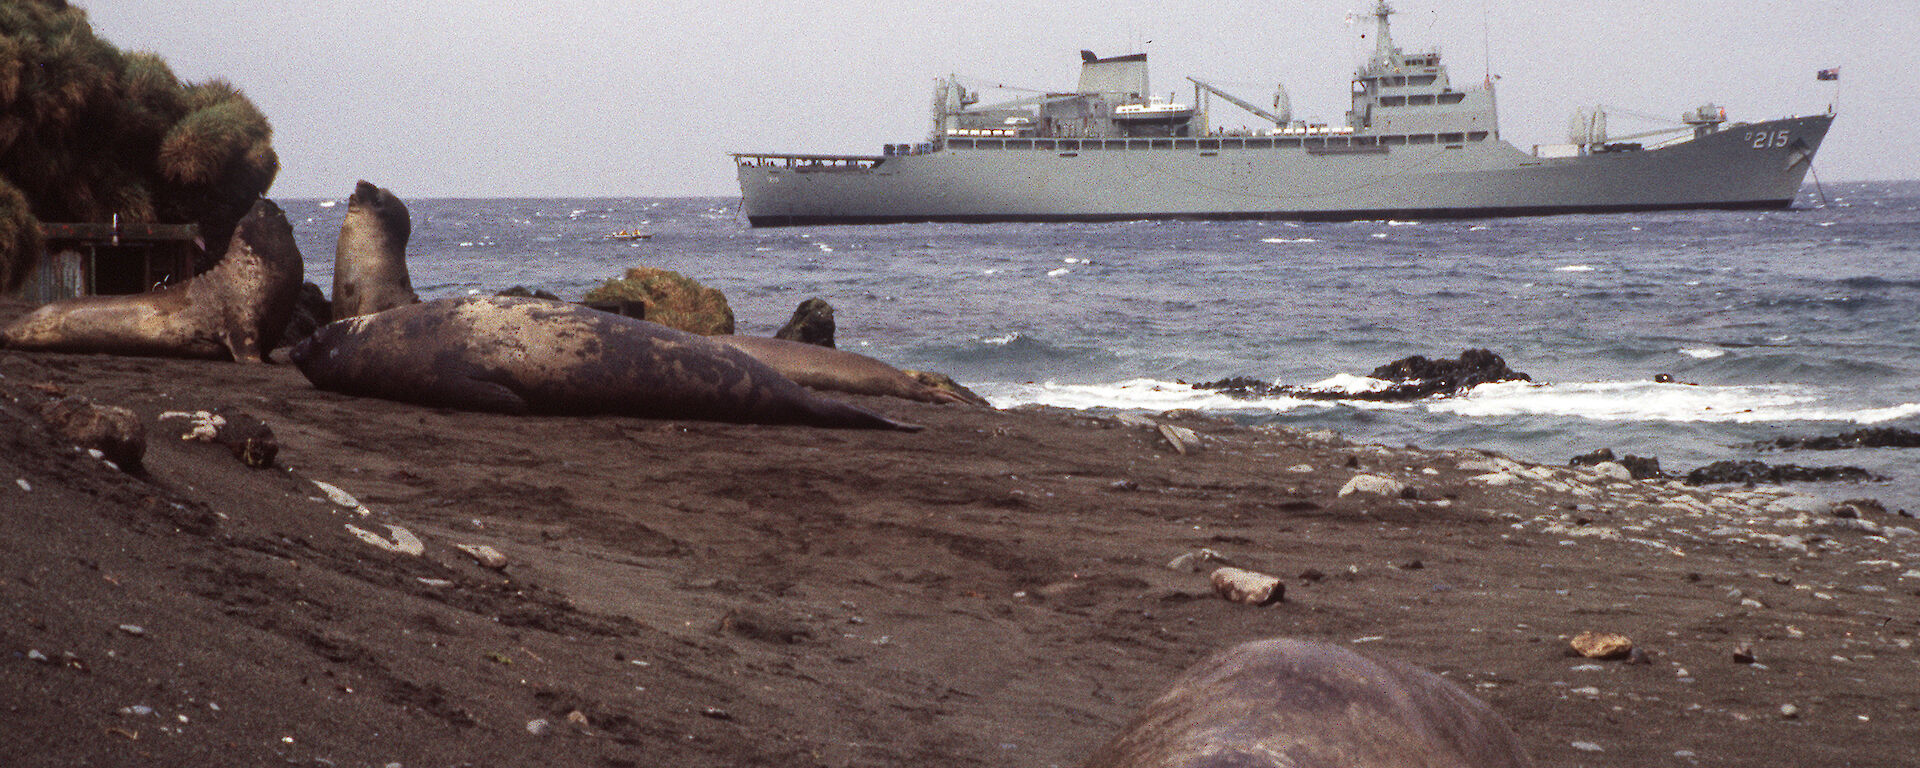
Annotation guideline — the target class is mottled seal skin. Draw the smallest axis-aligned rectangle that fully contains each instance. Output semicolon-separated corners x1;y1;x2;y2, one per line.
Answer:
710;335;968;405
289;296;922;430
2;199;303;363
1082;639;1532;768
331;180;418;319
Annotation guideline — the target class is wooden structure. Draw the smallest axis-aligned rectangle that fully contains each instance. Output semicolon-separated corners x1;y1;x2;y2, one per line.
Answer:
13;218;202;304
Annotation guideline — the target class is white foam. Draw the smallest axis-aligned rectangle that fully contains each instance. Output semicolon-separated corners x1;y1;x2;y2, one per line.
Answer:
1431;380;1920;424
1305;373;1394;394
1679;347;1726;359
1556;265;1595;272
981;376;1920;427
318;200;338;208
1468;225;1489;231
1386;220;1419;226
1047;267;1072;277
980;379;1321;413
1370;233;1388;239
1261;237;1320;244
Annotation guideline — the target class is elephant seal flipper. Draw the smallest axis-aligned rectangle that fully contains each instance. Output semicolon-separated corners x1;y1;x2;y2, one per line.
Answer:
710;335;966;405
1083;638;1532;768
332;180;419;319
290;297;920;430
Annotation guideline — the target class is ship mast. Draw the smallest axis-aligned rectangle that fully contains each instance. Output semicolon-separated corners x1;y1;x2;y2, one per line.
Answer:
1370;0;1397;68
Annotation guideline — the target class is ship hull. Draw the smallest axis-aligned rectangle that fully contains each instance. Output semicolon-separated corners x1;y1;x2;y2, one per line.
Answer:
737;115;1831;226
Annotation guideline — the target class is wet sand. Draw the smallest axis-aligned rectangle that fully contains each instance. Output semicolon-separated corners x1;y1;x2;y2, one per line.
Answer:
2;298;1916;767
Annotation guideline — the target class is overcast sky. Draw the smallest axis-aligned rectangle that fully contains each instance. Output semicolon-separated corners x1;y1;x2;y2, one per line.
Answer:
80;0;1914;199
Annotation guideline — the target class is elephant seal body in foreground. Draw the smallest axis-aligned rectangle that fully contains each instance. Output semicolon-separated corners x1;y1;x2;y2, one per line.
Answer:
2;199;302;363
331;180;418;319
711;335;968;405
1083;639;1531;768
289;296;920;430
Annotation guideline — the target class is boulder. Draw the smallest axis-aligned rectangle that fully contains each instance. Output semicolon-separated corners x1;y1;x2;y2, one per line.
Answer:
40;396;145;471
774;297;836;347
581;266;734;335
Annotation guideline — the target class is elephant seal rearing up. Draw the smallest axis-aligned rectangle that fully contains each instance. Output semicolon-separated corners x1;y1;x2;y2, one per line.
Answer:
331;180;418;319
710;335;969;405
289;296;921;430
1082;639;1532;768
2;199;302;362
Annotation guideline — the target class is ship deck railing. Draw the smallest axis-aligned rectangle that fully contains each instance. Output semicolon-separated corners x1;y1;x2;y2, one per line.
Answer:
732;153;886;171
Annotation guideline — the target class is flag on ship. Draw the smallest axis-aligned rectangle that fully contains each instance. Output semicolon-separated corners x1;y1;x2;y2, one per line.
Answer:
1817;67;1840;81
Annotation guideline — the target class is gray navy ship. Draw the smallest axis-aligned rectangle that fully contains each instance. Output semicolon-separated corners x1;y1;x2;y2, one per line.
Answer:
734;1;1833;227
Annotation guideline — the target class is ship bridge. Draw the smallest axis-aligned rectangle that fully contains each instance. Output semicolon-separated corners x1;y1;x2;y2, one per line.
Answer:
1345;0;1498;138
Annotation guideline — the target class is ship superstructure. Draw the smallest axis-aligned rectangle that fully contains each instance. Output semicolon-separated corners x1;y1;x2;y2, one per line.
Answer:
733;2;1831;226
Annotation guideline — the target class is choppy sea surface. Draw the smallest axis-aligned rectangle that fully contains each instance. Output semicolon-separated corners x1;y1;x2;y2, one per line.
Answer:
286;181;1920;511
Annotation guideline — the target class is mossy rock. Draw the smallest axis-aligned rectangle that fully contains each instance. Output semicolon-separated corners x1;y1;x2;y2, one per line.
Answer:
581;266;734;336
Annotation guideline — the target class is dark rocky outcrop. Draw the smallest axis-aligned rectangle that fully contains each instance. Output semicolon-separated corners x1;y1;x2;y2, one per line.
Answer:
1569;448;1665;480
1195;349;1531;402
497;286;561;301
1684;460;1883;486
1754;427;1920;451
775;298;836;348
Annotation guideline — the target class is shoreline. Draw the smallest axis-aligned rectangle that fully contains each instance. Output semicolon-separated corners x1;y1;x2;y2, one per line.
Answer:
3;296;1917;766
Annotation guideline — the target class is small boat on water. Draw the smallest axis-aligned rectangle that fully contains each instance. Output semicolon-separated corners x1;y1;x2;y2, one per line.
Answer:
607;230;652;240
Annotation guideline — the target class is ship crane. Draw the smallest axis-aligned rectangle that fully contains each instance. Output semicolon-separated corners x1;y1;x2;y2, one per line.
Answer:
1187;77;1292;125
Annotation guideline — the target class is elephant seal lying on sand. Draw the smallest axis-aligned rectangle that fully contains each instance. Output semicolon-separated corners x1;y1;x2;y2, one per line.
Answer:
331;180;419;319
1082;638;1532;768
710;335;970;405
2;199;302;362
289;296;920;430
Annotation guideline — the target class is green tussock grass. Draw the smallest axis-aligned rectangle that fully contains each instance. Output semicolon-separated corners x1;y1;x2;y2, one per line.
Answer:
0;0;278;286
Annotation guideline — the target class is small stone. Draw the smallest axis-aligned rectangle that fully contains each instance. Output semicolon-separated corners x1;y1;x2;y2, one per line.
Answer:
1108;479;1139;492
1571;741;1604;752
1210;567;1285;606
344;523;425;556
1338;474;1407;498
701;707;732;720
1166;548;1232;573
455;543;509;570
526;718;551;736
1297;568;1326;582
26;649;49;663
1571;686;1600;697
1732;645;1758;664
1570;631;1634;660
1780;703;1801;719
117;624;146;637
14;479;28;492
1157;424;1202;455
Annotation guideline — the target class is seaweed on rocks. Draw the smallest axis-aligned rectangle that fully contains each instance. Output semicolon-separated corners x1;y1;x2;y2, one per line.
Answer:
1753;427;1920;451
1684;460;1884;486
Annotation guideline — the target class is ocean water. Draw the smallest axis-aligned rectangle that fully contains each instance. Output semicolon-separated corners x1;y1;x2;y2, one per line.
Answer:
286;181;1920;511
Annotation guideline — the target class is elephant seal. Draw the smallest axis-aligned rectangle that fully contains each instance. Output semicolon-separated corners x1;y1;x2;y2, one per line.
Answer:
331;180;418;319
1082;639;1532;768
2;199;302;363
710;335;969;405
289;296;921;431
